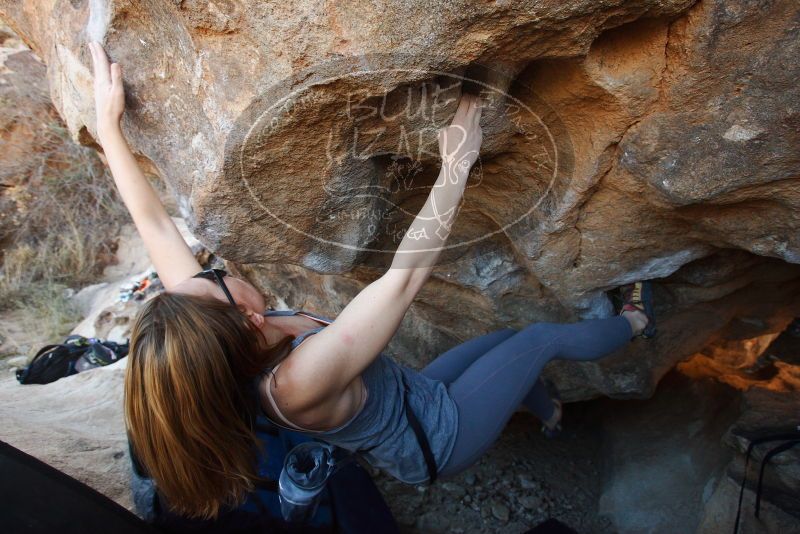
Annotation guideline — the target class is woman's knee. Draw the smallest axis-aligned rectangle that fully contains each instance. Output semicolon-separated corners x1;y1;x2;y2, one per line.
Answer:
519;322;557;343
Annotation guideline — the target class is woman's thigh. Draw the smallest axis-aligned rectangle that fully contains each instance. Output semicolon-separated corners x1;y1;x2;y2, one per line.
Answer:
420;328;516;385
440;316;632;476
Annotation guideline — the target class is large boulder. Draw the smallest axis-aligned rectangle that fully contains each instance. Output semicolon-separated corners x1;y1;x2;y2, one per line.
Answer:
2;0;800;399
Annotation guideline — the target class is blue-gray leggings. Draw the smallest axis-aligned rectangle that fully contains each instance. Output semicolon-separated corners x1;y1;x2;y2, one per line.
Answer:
423;315;633;476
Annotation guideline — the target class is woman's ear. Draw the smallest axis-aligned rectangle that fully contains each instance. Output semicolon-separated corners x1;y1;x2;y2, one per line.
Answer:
243;308;265;328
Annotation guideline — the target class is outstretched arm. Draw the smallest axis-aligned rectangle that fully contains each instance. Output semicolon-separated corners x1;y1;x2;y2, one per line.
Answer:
89;42;201;289
388;94;483;288
279;95;482;417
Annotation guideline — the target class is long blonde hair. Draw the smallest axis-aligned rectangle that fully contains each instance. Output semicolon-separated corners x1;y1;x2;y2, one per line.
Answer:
124;292;292;519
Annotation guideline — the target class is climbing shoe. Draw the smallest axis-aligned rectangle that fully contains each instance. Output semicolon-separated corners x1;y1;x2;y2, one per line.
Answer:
620;280;657;339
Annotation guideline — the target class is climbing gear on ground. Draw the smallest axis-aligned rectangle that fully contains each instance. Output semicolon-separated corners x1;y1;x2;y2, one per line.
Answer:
16;335;129;385
118;271;161;303
74;339;129;372
619;281;657;338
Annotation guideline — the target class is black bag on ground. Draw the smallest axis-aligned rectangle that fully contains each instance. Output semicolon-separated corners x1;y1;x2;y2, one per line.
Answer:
16;335;129;385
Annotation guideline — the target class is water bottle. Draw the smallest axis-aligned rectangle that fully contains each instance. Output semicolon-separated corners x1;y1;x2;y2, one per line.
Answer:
278;442;336;523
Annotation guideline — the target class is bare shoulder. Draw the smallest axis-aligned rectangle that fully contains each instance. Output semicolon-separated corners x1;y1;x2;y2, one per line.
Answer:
258;352;365;431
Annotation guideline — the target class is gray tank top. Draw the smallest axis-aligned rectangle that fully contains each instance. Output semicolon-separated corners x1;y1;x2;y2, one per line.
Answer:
261;309;459;484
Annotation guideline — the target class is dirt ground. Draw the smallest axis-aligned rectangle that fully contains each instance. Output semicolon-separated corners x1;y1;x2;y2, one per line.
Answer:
375;407;612;533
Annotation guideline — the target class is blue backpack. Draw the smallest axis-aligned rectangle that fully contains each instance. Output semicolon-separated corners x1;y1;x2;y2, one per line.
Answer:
130;416;398;533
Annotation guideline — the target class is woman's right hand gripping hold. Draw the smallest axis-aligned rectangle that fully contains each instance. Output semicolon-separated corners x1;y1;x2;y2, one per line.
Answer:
90;41;125;140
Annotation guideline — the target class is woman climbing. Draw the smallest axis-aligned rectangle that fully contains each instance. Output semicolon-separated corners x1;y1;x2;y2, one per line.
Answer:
89;41;656;519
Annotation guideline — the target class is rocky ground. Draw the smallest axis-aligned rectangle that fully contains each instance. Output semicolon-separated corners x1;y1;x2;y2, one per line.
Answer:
375;410;611;533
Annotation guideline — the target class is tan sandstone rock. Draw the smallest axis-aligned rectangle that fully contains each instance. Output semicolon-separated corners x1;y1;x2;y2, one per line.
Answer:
2;0;800;402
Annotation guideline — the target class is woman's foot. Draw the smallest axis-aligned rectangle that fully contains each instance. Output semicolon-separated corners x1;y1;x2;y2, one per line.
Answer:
541;398;562;439
620;281;656;338
622;309;649;336
540;379;563;439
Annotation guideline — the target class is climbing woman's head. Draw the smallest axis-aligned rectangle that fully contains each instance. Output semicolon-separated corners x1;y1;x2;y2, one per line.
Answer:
124;290;291;519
